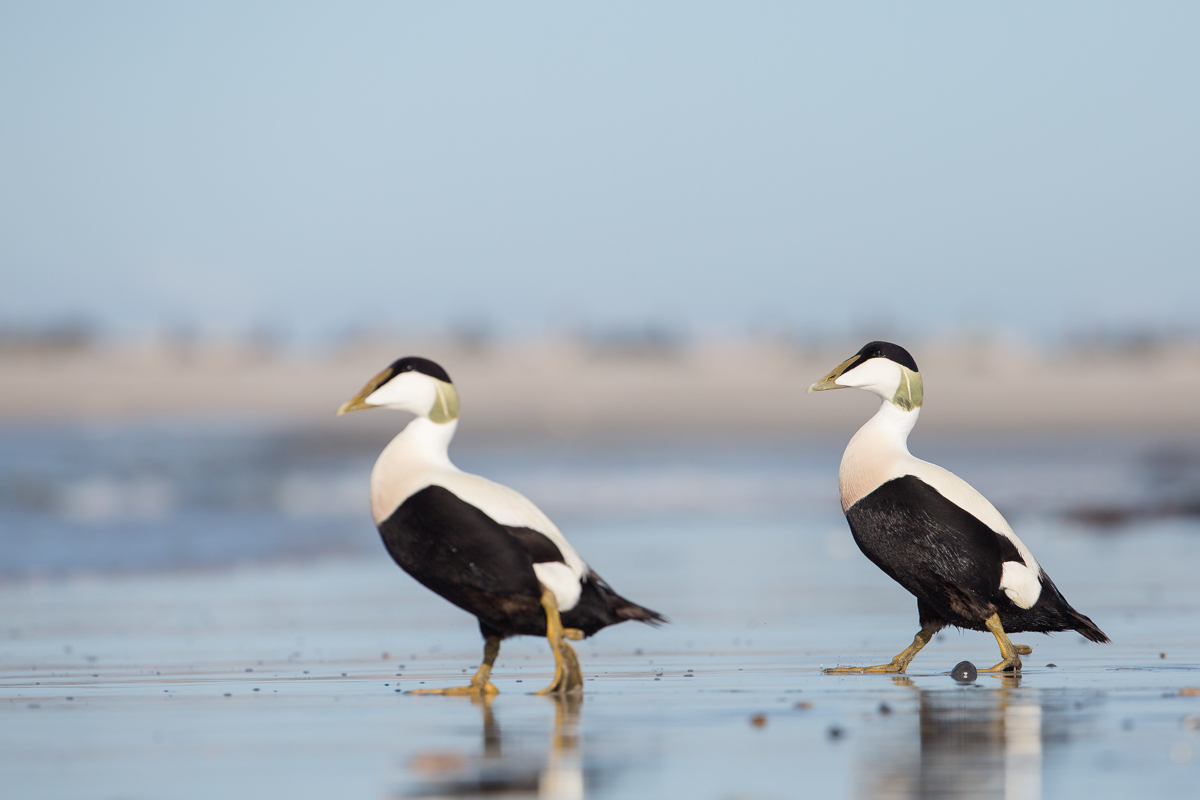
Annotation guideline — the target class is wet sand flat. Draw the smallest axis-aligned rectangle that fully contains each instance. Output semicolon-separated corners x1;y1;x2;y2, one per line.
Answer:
3;515;1199;799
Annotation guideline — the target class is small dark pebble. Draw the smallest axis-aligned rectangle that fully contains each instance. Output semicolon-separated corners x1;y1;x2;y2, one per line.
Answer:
878;703;891;715
951;661;978;683
253;688;260;692
683;674;693;678
1121;718;1134;730
827;725;844;740
750;713;767;728
1046;663;1057;668
1160;653;1166;659
795;701;813;710
223;693;231;697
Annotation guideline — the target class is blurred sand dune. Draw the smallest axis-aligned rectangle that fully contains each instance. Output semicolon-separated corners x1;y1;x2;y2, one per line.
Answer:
4;336;1199;438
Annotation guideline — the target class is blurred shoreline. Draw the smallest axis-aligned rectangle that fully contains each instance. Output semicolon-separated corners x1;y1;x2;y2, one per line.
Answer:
4;333;1200;438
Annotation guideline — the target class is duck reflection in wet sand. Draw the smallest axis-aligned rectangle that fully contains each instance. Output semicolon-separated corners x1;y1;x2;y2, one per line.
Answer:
403;694;585;799
855;675;1046;800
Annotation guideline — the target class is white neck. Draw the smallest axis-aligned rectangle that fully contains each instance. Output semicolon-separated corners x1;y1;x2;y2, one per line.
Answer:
839;398;920;510
370;416;458;522
854;398;919;450
391;415;458;467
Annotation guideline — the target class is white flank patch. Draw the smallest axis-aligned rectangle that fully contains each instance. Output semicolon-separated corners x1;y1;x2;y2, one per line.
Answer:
1000;560;1043;609
533;561;584;612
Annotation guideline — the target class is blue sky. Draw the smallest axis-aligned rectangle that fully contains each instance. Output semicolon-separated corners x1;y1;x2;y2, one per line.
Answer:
2;3;1198;342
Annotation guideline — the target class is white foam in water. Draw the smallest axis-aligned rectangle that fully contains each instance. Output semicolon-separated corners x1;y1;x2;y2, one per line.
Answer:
59;476;176;523
275;473;366;519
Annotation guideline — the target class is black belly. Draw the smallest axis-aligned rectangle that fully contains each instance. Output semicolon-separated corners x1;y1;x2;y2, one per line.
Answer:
377;484;654;640
844;475;1108;640
378;485;557;639
845;475;1019;632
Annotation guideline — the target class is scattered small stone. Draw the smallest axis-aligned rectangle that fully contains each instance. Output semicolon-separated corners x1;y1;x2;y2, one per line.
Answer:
827;725;844;740
795;701;813;710
1160;652;1166;659
1169;741;1193;764
1180;687;1199;697
341;673;347;677
245;668;253;673
382;652;389;660
634;648;643;655
28;703;39;708
253;688;260;692
1121;718;1134;731
1046;663;1057;668
684;673;694;678
750;713;767;728
65;697;73;701
515;680;522;683
878;703;891;715
223;693;231;697
951;661;978;683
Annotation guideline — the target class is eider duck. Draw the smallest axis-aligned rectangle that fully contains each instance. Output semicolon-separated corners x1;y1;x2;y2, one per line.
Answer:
808;342;1107;673
338;357;664;694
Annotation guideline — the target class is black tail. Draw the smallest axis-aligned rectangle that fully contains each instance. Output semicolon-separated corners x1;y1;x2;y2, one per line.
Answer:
1069;608;1109;643
1038;570;1109;643
561;570;666;636
593;570;666;626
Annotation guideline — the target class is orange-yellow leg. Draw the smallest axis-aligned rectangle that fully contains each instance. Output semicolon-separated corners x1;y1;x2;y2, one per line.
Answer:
980;614;1029;672
534;588;584;695
408;636;501;695
824;625;937;675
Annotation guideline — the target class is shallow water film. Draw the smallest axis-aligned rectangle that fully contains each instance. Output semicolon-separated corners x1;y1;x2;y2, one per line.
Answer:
2;424;1199;799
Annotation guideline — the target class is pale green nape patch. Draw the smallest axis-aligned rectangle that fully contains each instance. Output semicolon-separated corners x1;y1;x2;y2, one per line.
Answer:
892;366;923;411
429;380;460;423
